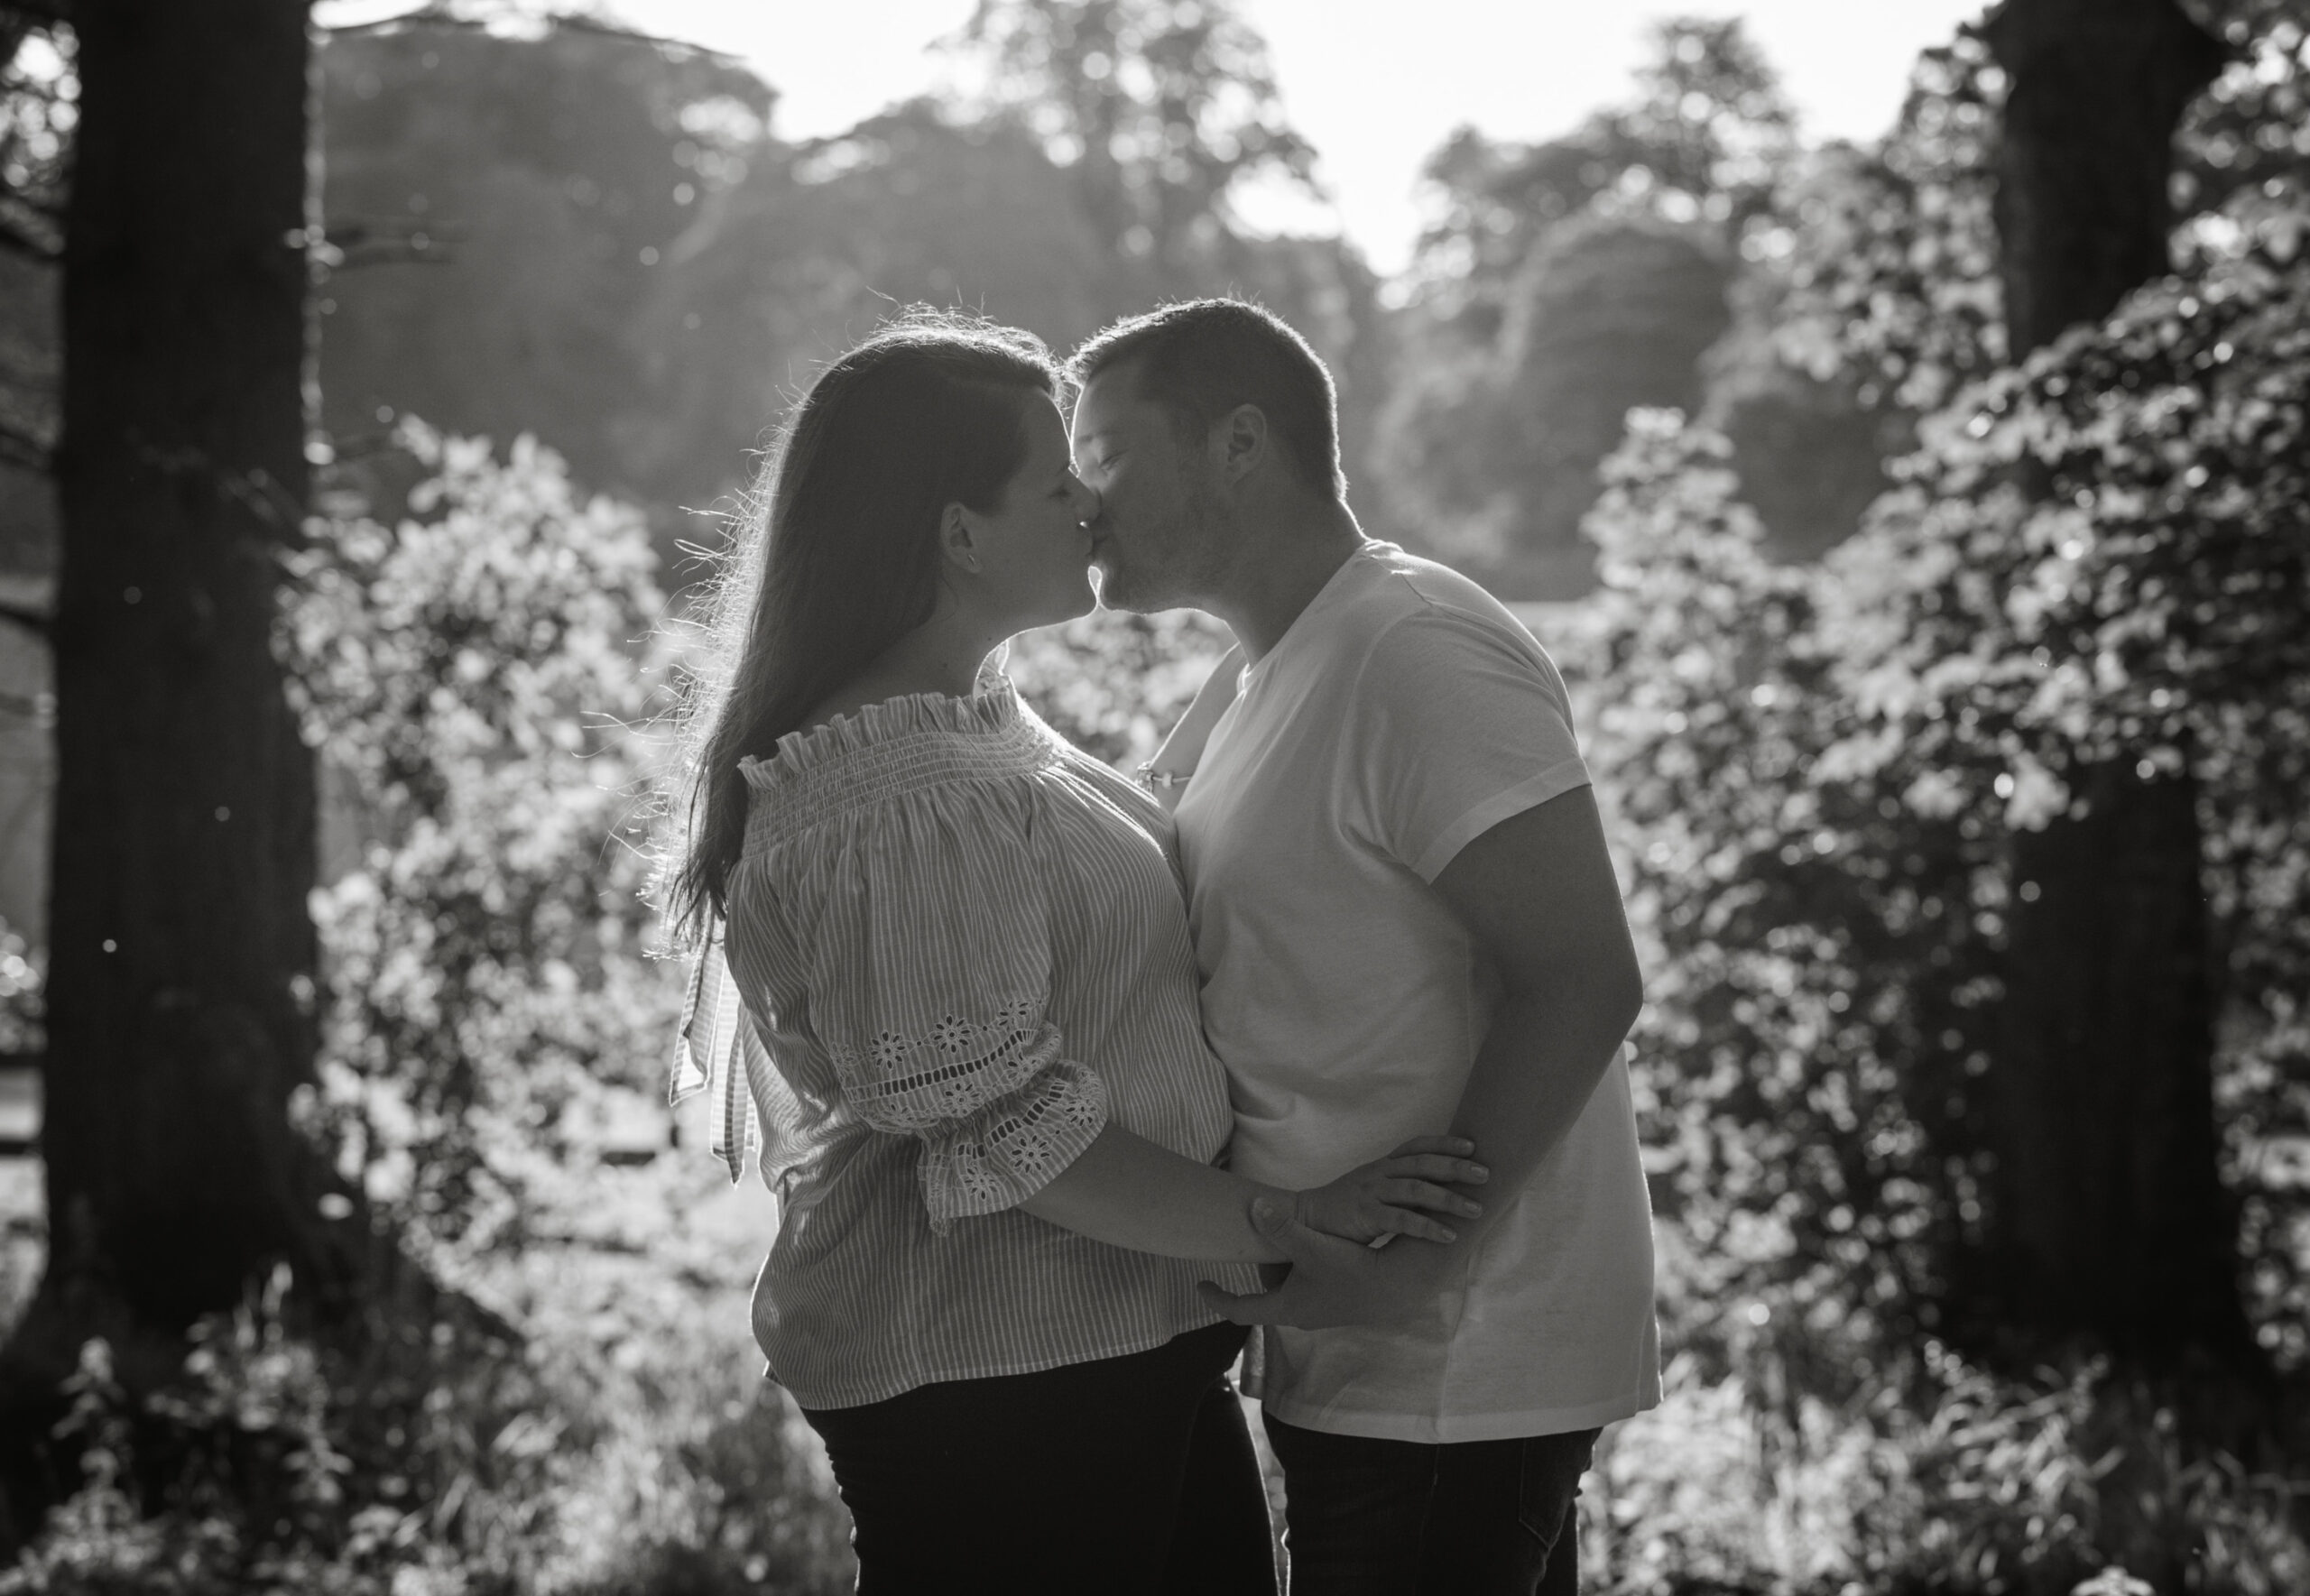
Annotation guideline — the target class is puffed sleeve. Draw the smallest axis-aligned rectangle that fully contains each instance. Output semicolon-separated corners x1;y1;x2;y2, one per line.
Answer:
785;812;1110;1231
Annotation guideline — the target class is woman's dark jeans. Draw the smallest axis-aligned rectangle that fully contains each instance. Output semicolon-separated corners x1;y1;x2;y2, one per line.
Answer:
802;1321;1276;1594
1262;1415;1599;1596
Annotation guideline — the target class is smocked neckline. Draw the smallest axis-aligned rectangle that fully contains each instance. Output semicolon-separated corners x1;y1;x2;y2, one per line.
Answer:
739;679;1027;786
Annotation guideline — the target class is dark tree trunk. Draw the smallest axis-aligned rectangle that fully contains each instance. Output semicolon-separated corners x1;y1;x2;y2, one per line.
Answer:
1976;0;2256;1374
0;0;373;1540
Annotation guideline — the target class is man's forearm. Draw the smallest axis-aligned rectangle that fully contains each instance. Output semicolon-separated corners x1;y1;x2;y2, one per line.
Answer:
1445;969;1640;1242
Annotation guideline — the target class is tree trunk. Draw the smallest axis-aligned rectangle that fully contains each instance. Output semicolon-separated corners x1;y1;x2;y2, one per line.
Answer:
1977;0;2256;1373
0;0;372;1539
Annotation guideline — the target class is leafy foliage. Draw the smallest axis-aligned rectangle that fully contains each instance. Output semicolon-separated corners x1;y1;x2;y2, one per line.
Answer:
0;16;66;535
2175;5;2310;225
1585;1333;2310;1593
1582;186;2310;1373
1381;19;1862;597
1408;17;1795;329
316;18;772;525
1769;30;2007;417
0;16;67;265
0;1259;851;1595
1583;412;1991;1333
948;0;1318;270
314;10;1391;576
1005;605;1234;768
282;421;677;1255
0;915;35;1059
6;426;851;1591
1380;216;1732;595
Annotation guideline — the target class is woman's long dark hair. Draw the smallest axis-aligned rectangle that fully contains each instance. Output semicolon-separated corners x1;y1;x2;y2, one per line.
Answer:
659;311;1062;945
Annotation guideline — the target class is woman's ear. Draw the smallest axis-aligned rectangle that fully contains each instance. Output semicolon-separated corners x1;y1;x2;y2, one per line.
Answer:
939;502;984;576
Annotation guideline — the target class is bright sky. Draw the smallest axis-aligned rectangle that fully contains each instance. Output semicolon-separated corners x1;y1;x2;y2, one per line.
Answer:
317;0;1990;275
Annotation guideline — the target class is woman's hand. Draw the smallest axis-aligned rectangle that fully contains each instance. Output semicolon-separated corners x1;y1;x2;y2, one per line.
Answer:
1289;1135;1487;1246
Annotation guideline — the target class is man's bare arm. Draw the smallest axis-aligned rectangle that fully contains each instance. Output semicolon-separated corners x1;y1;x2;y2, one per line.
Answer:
1433;783;1644;1232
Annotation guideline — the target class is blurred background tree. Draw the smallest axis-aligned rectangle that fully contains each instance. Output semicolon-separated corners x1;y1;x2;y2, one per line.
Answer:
1575;0;2310;1582
1372;17;1890;596
948;0;1318;276
0;0;378;1549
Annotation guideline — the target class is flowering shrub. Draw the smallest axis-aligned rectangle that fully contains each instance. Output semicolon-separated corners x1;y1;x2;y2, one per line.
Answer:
1573;184;2310;1589
1585;1325;2310;1594
281;420;682;1255
1583;410;1991;1334
1585;185;2310;1352
1004;605;1235;768
0;1259;850;1595
6;425;853;1592
0;918;38;1061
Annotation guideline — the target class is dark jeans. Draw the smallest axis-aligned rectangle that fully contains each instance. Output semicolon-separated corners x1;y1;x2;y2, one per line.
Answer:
1263;1415;1599;1596
802;1321;1275;1595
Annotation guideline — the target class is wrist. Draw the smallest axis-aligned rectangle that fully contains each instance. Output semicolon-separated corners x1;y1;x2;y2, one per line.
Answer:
1239;1181;1293;1263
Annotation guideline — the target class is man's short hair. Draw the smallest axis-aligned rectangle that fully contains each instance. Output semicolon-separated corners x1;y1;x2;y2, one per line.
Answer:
1070;299;1344;499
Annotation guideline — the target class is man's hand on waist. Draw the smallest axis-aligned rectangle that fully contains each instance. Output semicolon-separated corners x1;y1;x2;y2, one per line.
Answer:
1197;1192;1466;1331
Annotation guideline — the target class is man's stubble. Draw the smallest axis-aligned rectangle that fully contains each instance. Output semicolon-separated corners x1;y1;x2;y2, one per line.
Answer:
1096;475;1234;617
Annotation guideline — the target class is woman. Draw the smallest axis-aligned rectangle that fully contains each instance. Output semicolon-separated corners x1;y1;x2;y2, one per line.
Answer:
659;313;1487;1593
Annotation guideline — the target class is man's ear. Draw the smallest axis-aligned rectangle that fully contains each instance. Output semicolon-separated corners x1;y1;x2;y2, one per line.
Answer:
939;502;984;575
1213;403;1268;484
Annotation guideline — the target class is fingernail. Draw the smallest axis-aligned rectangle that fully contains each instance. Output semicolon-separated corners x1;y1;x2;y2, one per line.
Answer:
1467;1167;1489;1183
1439;1229;1458;1242
1250;1194;1290;1233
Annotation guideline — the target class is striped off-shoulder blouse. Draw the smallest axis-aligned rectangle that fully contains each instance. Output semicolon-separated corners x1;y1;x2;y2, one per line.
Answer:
675;678;1261;1410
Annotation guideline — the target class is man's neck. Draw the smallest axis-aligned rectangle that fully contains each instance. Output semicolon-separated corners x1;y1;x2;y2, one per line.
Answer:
1206;499;1368;663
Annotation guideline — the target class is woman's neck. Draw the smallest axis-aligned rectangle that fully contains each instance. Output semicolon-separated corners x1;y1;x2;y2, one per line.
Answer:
802;611;1001;732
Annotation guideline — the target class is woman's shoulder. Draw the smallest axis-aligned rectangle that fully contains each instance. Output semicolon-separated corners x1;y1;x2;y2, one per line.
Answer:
735;679;1062;858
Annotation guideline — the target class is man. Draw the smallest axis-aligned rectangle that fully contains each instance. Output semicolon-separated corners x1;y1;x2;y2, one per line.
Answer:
1068;300;1659;1596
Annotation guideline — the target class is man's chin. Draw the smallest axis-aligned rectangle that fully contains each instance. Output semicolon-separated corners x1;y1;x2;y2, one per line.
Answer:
1090;554;1167;615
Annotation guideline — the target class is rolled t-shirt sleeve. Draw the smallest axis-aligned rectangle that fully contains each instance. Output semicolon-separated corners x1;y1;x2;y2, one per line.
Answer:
1353;605;1591;883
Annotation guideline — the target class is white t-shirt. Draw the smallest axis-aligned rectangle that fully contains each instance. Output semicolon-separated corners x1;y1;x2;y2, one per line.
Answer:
1175;542;1660;1444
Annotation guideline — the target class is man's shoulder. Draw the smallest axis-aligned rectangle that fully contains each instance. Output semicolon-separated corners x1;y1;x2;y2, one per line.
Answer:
1338;547;1548;671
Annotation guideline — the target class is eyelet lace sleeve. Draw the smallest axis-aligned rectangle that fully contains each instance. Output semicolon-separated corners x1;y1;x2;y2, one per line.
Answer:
777;789;1113;1231
827;999;1108;1227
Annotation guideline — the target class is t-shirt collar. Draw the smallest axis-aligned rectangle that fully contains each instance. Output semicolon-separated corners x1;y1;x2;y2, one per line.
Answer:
1243;539;1391;685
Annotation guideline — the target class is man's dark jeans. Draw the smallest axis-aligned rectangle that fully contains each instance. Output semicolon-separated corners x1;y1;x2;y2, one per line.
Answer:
1263;1415;1600;1596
